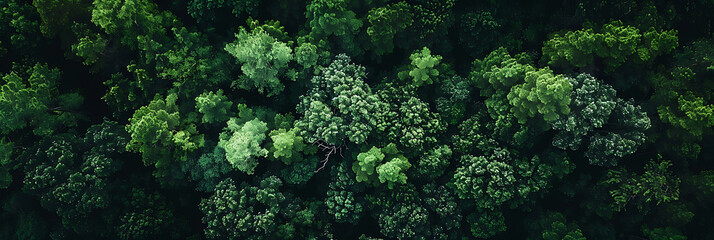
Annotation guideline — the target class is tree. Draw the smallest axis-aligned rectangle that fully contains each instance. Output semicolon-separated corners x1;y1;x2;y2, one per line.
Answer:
585;98;650;166
408;0;456;42
156;27;232;97
200;176;325;239
71;23;108;67
32;0;87;37
415;145;453;180
542;20;678;71
377;84;445;151
0;63;82;136
366;2;413;55
295;54;386;145
187;0;259;23
352;144;410;189
0;0;42;54
125;93;203;175
195;90;233;124
399;47;443;87
451;148;573;209
467;209;506;238
435;75;472;125
326;161;363;224
507;67;572;124
552;73;618;150
602;156;680;212
218;118;269;174
181;146;232;192
305;0;363;56
526;212;585;240
225;27;293;96
20;121;128;234
268;127;312;165
91;0;175;49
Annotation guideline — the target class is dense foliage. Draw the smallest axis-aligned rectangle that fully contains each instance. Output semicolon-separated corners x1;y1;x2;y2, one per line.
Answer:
2;0;714;239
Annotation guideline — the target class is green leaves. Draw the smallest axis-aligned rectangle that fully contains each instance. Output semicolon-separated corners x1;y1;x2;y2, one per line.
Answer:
602;156;680;212
351;144;410;188
0;63;82;136
296;54;386;145
542;20;678;71
225;28;293;96
367;2;413;55
218;118;269;174
195;90;233;124
126;93;203;172
508;67;572;123
400;47;443;87
586;99;650;167
552;74;617;150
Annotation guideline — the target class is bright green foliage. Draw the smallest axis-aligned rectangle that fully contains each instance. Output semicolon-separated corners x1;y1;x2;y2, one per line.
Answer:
400;47;443;87
552;73;617;150
658;91;714;139
91;0;174;49
586;99;650;166
469;48;542;143
296;54;386;145
268;127;309;165
527;212;585;240
71;23;108;66
376;155;412;189
352;144;410;188
377;84;445;151
507;67;572;124
415;145;452;180
326;161;363;224
218;118;269;174
181;146;232;192
470;48;533;97
0;63;82;136
126;93;203;171
195;90;233;124
603;157;680;212
366;2;413;55
187;0;259;23
468;209;506;239
305;0;363;56
352;146;385;184
294;42;318;68
542;21;678;71
225;28;293;96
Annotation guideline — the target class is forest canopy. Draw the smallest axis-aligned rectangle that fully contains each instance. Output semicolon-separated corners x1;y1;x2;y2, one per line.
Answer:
2;0;714;239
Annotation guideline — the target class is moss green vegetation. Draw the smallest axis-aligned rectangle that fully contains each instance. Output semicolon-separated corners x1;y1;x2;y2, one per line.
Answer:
2;0;714;239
